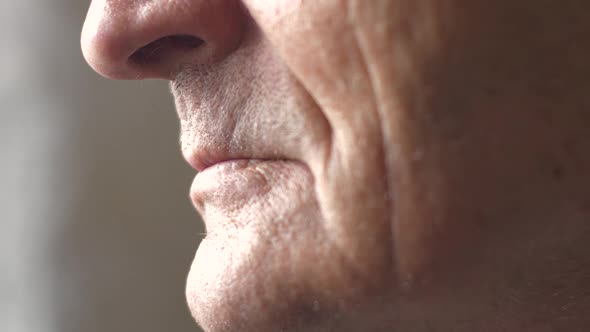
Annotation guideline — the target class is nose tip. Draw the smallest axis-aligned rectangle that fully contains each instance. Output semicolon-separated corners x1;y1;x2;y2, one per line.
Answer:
81;0;246;80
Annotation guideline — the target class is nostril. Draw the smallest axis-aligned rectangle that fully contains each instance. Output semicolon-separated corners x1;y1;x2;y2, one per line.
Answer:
129;35;204;66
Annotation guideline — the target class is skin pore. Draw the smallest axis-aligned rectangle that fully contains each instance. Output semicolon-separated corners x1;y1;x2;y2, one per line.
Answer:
82;0;590;331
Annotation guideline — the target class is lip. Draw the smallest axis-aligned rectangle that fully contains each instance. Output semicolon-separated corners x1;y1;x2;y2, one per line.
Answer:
183;149;243;172
188;159;280;219
179;134;280;219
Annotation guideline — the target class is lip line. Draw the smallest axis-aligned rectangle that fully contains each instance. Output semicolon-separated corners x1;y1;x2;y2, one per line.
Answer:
183;146;280;173
201;158;260;173
183;150;246;172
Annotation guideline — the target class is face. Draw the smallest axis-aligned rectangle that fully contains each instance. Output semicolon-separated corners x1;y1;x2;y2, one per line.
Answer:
82;1;590;331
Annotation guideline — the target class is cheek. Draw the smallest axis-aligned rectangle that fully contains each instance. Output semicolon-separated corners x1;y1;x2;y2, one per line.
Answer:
242;0;368;113
246;0;398;260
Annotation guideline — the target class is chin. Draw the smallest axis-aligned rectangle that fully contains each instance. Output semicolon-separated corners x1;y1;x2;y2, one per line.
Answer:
186;245;396;332
184;162;395;332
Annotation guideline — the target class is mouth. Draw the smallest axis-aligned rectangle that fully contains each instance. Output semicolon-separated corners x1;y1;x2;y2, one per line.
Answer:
183;148;248;173
171;75;305;225
182;147;265;205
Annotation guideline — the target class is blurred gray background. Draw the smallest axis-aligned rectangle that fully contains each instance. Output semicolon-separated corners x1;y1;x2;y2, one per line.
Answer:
1;1;204;331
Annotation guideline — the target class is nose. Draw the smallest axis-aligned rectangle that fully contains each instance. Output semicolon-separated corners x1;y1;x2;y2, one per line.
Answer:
81;0;247;80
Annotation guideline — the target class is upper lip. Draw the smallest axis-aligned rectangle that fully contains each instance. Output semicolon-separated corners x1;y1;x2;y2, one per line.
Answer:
172;74;277;173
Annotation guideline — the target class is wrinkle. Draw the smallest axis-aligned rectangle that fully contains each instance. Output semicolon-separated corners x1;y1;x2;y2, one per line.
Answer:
346;0;395;274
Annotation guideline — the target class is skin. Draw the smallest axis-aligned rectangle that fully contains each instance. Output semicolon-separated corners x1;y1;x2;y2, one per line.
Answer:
82;0;590;331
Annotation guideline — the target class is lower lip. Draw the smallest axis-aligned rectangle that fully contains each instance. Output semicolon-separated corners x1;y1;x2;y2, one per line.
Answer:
190;159;276;214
